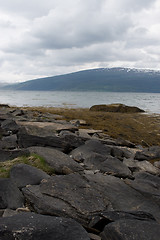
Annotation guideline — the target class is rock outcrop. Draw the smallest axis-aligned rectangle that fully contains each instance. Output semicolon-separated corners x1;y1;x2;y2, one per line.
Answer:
90;104;145;113
0;105;160;240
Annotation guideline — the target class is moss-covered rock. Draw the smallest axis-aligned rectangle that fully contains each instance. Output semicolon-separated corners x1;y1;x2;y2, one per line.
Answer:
90;104;145;113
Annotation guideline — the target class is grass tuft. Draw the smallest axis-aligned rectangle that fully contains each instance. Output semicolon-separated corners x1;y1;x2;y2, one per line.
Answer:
0;154;55;178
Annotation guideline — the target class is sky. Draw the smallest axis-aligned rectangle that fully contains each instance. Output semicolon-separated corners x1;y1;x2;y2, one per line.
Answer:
0;0;160;83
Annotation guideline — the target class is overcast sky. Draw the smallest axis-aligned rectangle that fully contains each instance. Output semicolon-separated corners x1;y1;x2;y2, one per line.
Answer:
0;0;160;83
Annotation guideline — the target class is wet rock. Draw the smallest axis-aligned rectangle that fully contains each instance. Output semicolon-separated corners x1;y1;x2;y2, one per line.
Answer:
90;104;144;113
0;178;24;209
0;212;90;240
100;219;160;240
10;163;50;188
28;146;83;174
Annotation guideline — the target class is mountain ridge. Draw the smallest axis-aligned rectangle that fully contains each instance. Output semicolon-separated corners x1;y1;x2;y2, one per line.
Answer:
3;67;160;92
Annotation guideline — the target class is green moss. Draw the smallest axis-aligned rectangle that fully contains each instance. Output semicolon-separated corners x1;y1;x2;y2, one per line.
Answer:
0;154;55;178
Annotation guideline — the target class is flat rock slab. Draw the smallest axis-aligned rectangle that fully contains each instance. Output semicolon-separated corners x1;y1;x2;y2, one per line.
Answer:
17;121;77;136
17;131;71;152
28;146;83;174
101;219;160;240
22;173;111;225
0;212;90;240
22;173;160;225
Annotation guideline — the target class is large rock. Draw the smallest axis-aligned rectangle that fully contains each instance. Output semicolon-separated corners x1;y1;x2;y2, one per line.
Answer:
28;146;83;174
78;152;132;178
17;128;71;152
1;134;18;149
100;219;160;240
1;119;19;133
10;163;50;188
17;121;78;136
85;173;160;223
0;178;24;209
125;172;160;206
22;173;160;225
22;173;111;225
71;140;111;162
89;210;156;231
90;104;144;113
0;212;90;240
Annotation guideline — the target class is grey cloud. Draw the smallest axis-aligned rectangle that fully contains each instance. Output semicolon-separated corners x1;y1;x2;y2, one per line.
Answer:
0;0;160;83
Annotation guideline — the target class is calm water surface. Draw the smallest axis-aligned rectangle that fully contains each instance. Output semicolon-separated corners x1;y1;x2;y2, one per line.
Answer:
0;90;160;114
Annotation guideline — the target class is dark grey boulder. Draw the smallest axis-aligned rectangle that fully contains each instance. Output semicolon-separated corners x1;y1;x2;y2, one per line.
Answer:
125;172;160;206
0;149;29;162
10;163;50;188
85;140;111;155
71;140;111;162
100;219;160;240
85;173;160;223
135;146;160;161
110;146;133;160
22;172;160;225
0;178;24;209
89;210;156;231
28;146;83;174
1;134;18;149
1;119;19;133
60;133;86;148
17;128;71;152
22;173;111;225
80;152;132;178
0;212;90;240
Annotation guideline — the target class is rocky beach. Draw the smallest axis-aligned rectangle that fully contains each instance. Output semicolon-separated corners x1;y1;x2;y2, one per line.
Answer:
0;104;160;240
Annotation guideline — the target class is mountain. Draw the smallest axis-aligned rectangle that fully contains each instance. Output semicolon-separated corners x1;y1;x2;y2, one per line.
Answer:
3;67;160;92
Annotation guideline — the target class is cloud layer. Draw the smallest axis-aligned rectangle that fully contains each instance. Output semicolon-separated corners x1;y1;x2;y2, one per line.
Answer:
0;0;159;82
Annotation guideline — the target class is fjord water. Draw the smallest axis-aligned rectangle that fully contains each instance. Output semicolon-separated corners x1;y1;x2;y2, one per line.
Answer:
0;90;160;114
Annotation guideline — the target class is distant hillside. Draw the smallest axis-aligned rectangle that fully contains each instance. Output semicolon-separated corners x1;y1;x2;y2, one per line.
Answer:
3;67;160;92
